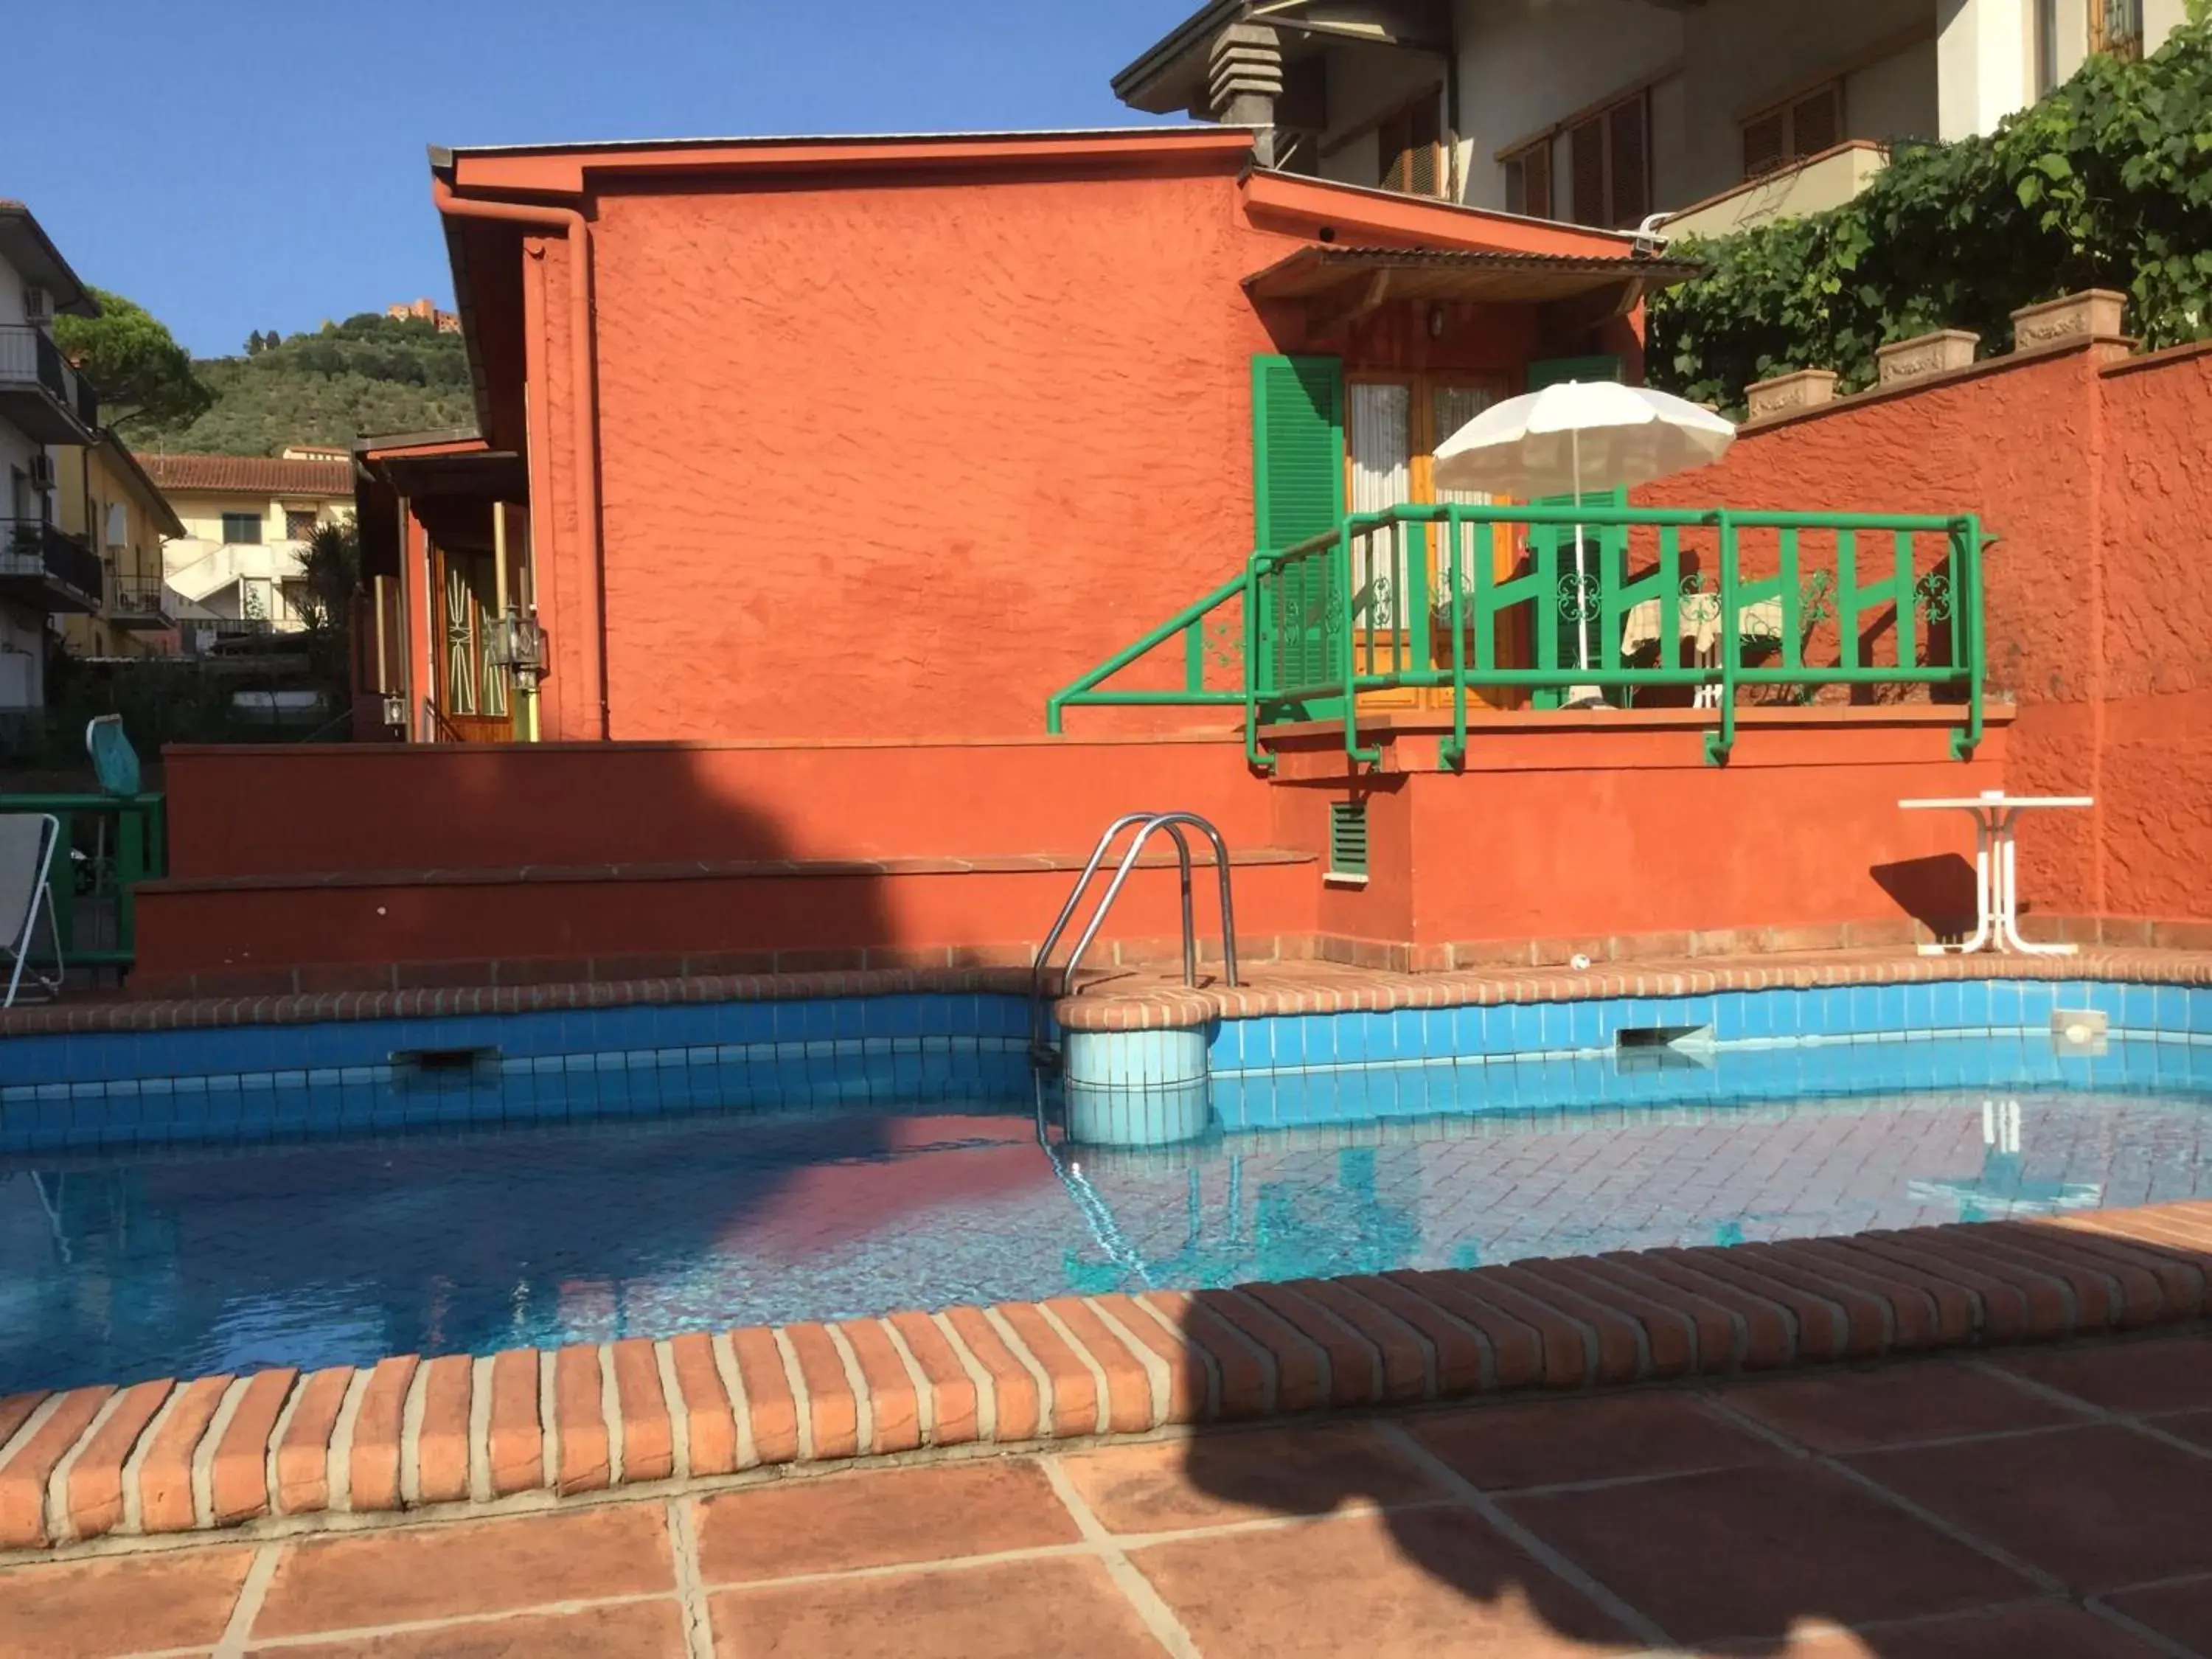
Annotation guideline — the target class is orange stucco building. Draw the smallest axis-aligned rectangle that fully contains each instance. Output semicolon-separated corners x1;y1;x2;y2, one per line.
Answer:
357;127;1686;745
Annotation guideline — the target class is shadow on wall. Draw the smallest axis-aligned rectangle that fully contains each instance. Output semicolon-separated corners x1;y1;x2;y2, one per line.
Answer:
1871;855;1979;943
1166;1251;2206;1655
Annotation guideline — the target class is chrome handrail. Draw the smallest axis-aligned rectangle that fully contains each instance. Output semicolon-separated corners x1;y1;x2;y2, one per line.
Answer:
1029;810;1239;1065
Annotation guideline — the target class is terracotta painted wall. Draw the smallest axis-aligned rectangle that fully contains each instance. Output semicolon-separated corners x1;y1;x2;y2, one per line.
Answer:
581;171;1273;742
1268;715;2008;953
160;737;1278;879
1641;340;2212;923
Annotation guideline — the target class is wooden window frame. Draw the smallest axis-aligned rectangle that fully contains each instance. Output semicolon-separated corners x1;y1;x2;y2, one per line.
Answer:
2090;0;2144;60
1375;88;1449;201
1739;78;1846;181
1503;137;1553;219
1564;88;1651;230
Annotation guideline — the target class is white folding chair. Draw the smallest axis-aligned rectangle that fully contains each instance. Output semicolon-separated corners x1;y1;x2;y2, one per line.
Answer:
1;813;63;1007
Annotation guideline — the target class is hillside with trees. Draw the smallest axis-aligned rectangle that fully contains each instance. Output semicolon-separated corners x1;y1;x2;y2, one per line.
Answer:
136;313;474;454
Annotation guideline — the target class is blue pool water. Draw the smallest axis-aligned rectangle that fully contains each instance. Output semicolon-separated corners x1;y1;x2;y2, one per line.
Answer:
4;1033;2209;1392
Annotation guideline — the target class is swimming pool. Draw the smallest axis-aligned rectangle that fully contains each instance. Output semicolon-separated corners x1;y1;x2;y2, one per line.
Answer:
5;1031;2208;1392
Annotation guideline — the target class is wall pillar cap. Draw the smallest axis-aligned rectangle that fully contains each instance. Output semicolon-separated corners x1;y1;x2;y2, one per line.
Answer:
2010;290;2130;355
1745;368;1839;422
1876;329;1979;386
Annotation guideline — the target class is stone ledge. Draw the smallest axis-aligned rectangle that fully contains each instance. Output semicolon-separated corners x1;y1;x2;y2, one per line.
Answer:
1;1200;2206;1556
1051;946;2212;1032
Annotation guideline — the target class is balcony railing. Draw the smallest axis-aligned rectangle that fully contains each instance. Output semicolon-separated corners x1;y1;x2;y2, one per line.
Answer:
0;518;103;613
1049;503;1986;769
0;324;99;437
111;587;175;628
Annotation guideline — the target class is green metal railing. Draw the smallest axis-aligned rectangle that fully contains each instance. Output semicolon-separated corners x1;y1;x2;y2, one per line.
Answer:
1049;503;1985;771
0;793;167;971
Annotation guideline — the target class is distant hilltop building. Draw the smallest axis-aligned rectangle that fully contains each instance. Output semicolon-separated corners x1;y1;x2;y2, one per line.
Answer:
386;296;460;333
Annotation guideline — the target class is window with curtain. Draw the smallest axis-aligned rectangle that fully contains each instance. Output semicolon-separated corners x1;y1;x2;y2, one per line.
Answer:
2092;0;2144;58
1348;382;1411;628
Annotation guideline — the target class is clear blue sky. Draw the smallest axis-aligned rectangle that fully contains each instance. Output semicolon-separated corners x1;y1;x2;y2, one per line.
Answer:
4;1;1193;357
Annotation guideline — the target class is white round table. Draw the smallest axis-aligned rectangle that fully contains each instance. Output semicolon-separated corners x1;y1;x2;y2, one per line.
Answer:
1897;791;2093;956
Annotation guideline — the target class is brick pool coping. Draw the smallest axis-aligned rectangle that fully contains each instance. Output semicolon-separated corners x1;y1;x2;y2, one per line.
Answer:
3;1200;2208;1559
6;944;2211;1040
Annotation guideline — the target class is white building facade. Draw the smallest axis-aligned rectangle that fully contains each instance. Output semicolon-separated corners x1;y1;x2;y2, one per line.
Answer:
0;204;102;717
1114;0;2189;237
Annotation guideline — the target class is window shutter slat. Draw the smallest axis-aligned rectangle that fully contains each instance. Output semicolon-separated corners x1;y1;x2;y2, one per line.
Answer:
1608;94;1649;227
1569;118;1606;226
1253;355;1346;692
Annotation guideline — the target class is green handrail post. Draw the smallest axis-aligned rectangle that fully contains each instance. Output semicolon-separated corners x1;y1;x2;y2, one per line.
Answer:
1442;506;1470;771
1893;529;1919;673
1952;514;1986;760
1835;528;1859;670
1339;523;1381;766
1704;510;1739;765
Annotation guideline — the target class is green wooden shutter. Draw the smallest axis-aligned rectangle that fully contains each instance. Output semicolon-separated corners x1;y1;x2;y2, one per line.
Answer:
1525;354;1627;707
1252;355;1346;696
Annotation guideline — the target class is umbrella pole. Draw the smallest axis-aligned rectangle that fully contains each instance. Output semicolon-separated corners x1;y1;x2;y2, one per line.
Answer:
1572;426;1595;702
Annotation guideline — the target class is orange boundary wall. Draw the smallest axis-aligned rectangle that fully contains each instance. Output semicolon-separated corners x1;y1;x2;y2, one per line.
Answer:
1641;337;2212;927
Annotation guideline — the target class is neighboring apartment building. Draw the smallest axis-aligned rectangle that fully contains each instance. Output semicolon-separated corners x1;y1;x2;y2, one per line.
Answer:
54;437;187;659
0;201;101;718
139;449;354;647
1113;0;2190;239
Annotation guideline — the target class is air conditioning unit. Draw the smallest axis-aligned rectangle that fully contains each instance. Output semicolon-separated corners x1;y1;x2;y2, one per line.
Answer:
21;287;53;325
27;453;56;492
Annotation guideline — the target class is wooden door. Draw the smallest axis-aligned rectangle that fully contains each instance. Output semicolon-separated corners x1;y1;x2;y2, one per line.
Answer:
432;546;515;742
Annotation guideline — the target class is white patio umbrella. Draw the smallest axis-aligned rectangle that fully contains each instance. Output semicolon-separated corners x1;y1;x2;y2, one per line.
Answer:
1433;381;1736;704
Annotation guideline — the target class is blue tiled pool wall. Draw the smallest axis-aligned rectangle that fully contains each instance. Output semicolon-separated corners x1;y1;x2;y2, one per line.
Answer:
1208;1035;2212;1133
1201;978;2212;1134
1204;978;2211;1079
2;978;2205;1155
0;995;1038;1154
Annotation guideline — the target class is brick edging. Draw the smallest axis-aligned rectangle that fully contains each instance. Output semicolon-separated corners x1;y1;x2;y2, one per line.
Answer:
15;945;2212;1040
1051;946;2212;1031
2;1200;2207;1555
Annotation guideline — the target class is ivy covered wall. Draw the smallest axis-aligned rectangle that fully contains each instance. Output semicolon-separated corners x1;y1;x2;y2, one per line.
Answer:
1649;12;2212;412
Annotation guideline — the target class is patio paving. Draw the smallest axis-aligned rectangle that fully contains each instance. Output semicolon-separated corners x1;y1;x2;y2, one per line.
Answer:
4;1332;2211;1658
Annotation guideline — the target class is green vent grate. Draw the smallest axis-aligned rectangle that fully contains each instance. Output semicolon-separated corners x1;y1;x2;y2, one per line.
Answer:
1329;800;1369;882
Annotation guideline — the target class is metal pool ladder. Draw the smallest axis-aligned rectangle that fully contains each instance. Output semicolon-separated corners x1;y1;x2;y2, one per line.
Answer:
1029;812;1239;1066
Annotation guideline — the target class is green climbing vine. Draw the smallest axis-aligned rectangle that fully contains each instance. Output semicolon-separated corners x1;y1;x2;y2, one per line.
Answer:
1649;12;2212;413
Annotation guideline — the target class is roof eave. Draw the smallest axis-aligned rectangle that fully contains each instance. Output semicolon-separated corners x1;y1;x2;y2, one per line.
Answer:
1110;0;1244;111
0;204;97;316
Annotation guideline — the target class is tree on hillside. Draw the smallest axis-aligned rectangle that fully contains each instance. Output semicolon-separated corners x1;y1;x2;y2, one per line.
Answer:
52;288;214;431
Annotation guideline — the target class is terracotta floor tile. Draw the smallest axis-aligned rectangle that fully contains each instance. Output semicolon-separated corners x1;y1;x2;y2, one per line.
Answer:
1500;1463;2034;1645
1994;1338;2212;1416
709;1555;1162;1658
1131;1506;1638;1657
0;1545;254;1659
693;1459;1078;1583
251;1506;674;1638
1061;1423;1443;1534
1708;1601;2167;1656
1851;1424;2212;1593
2103;1575;2212;1655
1410;1391;1778;1490
1719;1362;2089;1454
248;1599;686;1658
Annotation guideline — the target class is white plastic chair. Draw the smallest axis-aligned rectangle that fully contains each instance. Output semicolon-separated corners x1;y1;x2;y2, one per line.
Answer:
1;813;63;1007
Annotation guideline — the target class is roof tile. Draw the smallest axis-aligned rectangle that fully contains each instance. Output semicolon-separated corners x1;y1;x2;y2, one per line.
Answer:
134;453;353;496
